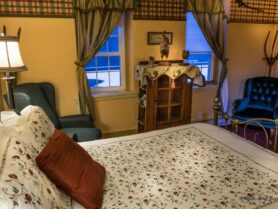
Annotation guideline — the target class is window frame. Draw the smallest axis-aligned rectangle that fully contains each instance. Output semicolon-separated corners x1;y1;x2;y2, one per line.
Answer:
87;16;126;92
185;12;217;85
186;51;217;85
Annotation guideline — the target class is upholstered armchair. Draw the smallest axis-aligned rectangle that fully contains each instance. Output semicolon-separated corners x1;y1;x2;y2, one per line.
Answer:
233;76;278;128
12;82;101;141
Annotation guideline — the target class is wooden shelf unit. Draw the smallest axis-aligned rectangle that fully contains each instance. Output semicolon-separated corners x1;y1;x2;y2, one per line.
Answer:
138;74;192;133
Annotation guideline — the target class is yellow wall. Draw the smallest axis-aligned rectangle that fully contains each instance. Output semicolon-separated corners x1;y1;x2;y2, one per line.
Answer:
1;16;218;133
1;18;78;115
2;11;277;133
227;23;278;110
130;20;216;123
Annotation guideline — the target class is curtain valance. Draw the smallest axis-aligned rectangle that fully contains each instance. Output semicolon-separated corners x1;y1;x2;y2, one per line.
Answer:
185;0;225;14
75;0;136;11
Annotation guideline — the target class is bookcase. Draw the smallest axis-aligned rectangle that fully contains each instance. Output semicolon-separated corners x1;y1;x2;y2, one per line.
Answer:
138;73;193;133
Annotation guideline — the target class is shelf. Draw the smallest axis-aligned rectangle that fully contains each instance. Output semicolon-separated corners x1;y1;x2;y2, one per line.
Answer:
157;119;181;125
137;73;192;133
157;120;169;125
139;104;146;109
156;107;168;122
171;106;182;120
171;102;182;107
157;75;170;88
157;87;170;91
158;87;182;91
157;101;182;108
140;86;146;91
138;120;144;126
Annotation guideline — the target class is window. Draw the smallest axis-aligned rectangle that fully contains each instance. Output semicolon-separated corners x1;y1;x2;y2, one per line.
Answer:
185;12;215;82
85;18;125;91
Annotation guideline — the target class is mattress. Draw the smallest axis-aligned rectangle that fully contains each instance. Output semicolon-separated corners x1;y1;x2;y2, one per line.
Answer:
73;123;278;209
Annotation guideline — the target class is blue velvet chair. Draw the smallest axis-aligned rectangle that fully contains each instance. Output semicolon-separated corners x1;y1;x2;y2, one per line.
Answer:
12;82;102;141
233;76;278;128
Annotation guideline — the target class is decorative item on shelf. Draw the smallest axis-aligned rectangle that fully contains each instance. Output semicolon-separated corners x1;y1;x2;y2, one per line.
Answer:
159;31;170;66
235;0;264;13
0;26;27;109
138;94;147;108
181;49;190;66
147;31;172;45
148;56;155;67
158;61;171;66
263;30;278;77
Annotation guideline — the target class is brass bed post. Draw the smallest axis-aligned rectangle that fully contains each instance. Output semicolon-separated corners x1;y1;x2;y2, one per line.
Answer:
273;119;278;151
213;97;220;126
231;119;239;134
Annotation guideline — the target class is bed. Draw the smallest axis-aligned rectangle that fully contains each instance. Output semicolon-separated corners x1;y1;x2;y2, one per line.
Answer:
1;106;278;209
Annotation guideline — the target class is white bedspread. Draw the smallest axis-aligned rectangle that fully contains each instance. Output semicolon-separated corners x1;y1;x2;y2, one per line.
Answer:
73;123;278;209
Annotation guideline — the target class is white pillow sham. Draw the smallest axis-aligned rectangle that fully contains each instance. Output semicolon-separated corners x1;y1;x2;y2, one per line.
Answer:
0;130;71;209
16;105;55;154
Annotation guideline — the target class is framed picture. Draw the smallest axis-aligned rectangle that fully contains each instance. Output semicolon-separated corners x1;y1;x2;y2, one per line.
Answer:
147;32;173;45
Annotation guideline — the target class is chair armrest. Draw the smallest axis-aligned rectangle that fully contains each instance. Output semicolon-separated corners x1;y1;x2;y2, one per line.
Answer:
274;105;278;119
233;98;249;113
59;114;94;128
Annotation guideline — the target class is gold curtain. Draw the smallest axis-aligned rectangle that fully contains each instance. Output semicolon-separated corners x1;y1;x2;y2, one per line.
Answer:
74;0;136;117
186;0;228;101
0;75;4;110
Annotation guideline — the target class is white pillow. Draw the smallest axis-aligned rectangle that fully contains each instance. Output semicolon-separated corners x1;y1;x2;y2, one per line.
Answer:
0;111;20;127
0;130;71;209
16;106;55;154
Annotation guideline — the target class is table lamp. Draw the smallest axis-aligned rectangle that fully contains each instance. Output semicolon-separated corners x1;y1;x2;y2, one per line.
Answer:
0;31;27;109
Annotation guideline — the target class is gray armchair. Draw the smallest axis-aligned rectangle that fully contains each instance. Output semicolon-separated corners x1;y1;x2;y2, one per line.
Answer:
12;82;101;141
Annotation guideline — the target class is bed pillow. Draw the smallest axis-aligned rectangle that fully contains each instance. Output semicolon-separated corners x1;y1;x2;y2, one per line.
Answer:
0;111;20;127
16;105;55;154
0;129;71;209
36;129;106;209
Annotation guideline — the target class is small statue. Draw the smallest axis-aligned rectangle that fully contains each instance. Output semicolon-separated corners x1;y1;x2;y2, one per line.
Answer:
160;31;170;62
182;50;190;60
148;56;155;67
182;50;190;65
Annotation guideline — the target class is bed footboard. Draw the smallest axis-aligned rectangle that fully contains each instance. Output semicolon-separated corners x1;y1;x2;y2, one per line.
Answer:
213;97;278;151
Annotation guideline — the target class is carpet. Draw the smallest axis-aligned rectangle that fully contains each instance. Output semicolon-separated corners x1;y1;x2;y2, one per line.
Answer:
221;124;278;153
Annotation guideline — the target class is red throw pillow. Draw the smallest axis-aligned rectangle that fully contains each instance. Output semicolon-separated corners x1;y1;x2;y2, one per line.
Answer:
36;129;105;209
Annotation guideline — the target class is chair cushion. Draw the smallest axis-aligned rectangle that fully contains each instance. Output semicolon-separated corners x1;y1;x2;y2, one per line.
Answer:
36;129;105;209
14;83;60;128
248;77;278;109
62;127;102;142
234;107;274;119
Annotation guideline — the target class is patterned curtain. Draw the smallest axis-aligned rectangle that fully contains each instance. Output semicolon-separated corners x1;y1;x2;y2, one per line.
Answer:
186;0;228;111
0;76;4;110
74;0;136;116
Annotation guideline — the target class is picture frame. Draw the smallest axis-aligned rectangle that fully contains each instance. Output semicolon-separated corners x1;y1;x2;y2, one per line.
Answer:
147;32;173;45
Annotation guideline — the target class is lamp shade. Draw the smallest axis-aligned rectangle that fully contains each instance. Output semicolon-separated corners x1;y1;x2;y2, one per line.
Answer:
0;35;27;73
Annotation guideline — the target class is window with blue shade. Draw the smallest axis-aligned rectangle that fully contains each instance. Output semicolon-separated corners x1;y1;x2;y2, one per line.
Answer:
186;12;215;82
85;19;124;90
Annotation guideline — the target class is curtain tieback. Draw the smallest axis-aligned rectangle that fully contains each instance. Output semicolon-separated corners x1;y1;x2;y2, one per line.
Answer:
75;62;85;68
222;58;229;65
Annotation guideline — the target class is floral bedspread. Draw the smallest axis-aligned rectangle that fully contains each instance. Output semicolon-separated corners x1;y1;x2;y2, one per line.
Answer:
83;124;278;209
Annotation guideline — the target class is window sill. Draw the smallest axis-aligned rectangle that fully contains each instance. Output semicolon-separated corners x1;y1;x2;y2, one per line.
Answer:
92;90;138;101
193;84;217;93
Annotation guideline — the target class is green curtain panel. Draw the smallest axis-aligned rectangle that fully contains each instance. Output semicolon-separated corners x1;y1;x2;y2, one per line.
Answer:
0;78;4;111
74;0;136;116
186;0;228;109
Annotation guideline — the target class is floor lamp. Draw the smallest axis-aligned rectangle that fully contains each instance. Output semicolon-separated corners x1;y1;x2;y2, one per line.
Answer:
0;32;27;110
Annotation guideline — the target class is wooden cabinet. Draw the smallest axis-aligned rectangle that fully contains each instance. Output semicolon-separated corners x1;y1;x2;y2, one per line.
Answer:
138;74;193;133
